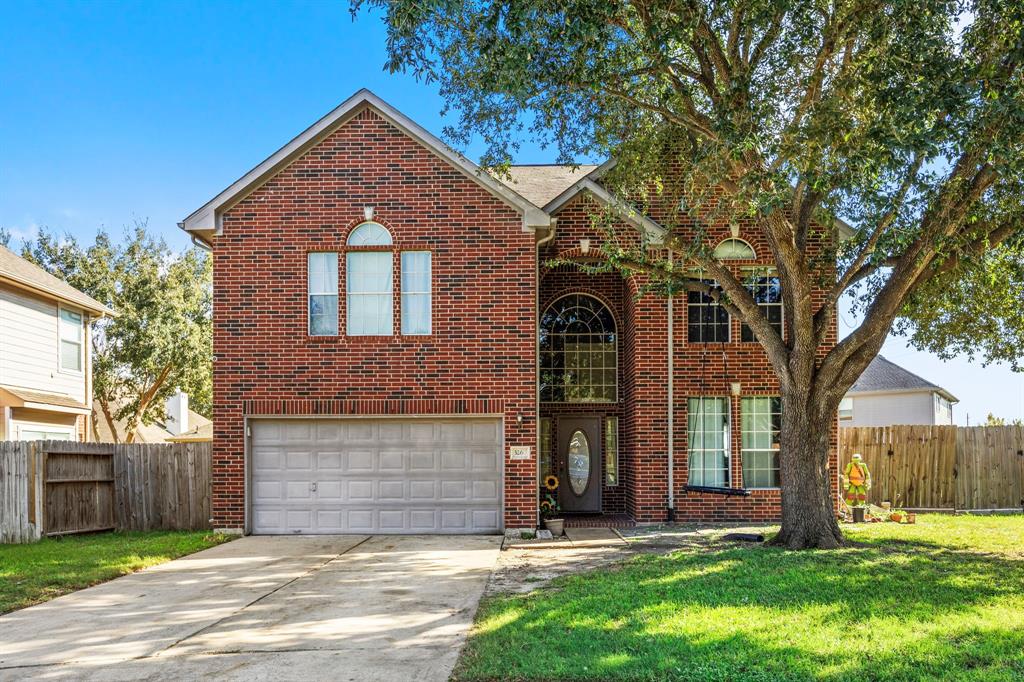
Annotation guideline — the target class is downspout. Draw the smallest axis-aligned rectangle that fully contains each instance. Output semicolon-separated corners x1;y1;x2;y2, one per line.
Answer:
667;251;675;522
535;220;557;529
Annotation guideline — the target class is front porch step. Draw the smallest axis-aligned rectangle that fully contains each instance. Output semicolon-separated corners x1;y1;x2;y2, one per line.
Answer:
562;513;635;529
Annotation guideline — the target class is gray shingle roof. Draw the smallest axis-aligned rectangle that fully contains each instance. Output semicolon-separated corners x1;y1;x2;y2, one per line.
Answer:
849;355;958;402
0;244;114;315
503;164;599;208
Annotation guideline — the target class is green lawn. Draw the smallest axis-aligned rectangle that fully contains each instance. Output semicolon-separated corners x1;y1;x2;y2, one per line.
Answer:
457;515;1024;682
0;530;233;615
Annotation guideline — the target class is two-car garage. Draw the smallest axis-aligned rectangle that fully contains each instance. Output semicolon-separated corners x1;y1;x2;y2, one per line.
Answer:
249;417;503;534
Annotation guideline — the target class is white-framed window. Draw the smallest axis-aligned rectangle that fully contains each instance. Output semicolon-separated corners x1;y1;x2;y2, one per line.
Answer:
741;397;781;488
58;306;84;372
741;268;783;342
308;252;339;336
604;416;619;486
346;222;394;336
839;397;854;420
401;251;431;335
687;397;730;486
713;238;756;260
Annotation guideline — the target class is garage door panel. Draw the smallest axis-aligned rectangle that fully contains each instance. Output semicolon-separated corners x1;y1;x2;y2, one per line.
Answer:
250;418;502;535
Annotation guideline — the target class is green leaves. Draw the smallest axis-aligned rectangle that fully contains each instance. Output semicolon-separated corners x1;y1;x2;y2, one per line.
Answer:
22;224;212;430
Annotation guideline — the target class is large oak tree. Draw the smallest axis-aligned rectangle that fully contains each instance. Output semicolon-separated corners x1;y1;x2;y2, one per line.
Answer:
355;0;1024;548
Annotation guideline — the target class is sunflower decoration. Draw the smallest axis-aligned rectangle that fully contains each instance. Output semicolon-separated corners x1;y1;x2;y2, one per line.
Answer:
540;499;553;514
544;475;559;491
539;493;561;520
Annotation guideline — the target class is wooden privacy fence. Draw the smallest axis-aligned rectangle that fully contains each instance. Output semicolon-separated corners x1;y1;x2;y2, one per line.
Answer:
0;441;211;543
840;425;1024;512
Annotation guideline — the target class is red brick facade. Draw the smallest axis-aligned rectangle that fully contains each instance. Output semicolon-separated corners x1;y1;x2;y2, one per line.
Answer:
203;98;838;531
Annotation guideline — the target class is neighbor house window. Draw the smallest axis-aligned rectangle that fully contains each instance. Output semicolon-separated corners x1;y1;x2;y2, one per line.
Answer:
539;294;617;403
741;397;781;488
401;251;431;335
839;397;854;420
687;280;730;343
741;268;783;342
308;252;338;336
539;417;553;481
688;397;730;486
346;222;393;336
58;307;84;371
605;417;619;486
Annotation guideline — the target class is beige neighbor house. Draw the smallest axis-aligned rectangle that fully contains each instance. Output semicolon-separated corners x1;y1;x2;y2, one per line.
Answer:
0;244;114;441
841;355;958;427
92;390;212;443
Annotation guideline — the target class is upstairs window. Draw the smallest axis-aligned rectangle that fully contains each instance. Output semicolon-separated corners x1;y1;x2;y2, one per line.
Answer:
401;251;432;335
713;238;756;260
540;294;617;403
308;253;339;336
741;268;783;342
346;222;393;336
58;307;84;372
687;279;730;343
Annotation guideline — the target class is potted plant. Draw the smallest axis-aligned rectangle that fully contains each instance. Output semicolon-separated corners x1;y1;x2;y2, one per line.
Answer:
540;475;564;536
889;509;905;523
905;512;917;524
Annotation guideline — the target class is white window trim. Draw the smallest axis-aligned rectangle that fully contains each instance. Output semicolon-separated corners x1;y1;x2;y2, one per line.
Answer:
14;421;76;441
740;396;782;490
57;305;85;375
685;277;731;344
308;252;339;337
346;251;394;336
400;251;432;336
539;293;619;404
687;396;731;487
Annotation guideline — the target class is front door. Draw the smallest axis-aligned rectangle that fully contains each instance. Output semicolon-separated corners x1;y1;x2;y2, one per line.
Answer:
557;417;601;512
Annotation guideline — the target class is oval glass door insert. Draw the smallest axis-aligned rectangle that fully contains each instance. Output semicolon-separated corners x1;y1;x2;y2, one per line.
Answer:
567;430;591;496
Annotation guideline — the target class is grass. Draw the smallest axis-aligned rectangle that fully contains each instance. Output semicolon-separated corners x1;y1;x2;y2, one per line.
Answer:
0;530;233;615
456;515;1024;682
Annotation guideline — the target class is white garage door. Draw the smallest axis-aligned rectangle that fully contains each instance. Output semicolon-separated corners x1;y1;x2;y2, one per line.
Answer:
250;418;503;534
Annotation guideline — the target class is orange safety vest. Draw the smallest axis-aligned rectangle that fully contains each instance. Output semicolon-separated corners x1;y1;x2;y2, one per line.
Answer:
848;462;866;486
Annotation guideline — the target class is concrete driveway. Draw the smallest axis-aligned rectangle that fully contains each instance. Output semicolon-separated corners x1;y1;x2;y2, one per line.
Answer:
0;535;502;681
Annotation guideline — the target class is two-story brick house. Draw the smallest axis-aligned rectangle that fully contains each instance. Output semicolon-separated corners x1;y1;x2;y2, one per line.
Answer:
181;89;837;534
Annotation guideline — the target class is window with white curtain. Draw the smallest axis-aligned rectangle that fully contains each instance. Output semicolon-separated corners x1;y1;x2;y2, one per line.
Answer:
741;397;781;488
308;253;338;336
401;251;431;335
346;222;393;336
58;307;84;371
687;397;730;486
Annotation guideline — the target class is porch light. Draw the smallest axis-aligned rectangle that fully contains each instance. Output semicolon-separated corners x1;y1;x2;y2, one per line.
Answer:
580;238;591;254
364;206;375;221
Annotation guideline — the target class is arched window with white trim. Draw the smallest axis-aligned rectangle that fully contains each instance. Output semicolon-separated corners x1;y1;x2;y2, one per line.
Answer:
539;294;617;403
346;222;393;335
713;238;756;260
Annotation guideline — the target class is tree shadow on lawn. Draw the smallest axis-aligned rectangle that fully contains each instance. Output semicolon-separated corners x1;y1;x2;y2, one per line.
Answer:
456;540;1024;682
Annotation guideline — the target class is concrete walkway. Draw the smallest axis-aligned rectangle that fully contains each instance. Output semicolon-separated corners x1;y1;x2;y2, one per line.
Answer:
0;535;502;681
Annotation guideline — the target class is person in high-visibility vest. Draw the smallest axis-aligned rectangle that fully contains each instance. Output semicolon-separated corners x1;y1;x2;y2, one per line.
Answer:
843;453;871;507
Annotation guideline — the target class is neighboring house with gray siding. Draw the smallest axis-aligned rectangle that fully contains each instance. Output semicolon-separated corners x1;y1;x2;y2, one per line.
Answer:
841;355;958;427
0;244;113;441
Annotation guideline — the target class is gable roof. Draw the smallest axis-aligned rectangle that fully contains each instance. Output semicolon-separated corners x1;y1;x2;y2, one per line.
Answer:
849;355;958;403
0;245;113;316
179;89;552;244
92;398;212;443
503;165;599;207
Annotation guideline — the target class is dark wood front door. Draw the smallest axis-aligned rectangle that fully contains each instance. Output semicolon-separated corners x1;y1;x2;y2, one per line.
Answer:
558;417;602;512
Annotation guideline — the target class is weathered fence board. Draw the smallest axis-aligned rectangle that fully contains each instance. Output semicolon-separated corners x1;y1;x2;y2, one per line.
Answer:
841;425;1024;511
0;441;211;543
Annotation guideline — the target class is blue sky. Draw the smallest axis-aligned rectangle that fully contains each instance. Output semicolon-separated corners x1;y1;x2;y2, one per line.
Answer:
2;1;1021;424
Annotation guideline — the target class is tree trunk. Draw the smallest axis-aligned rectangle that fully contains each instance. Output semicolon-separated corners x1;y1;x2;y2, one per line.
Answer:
771;390;845;549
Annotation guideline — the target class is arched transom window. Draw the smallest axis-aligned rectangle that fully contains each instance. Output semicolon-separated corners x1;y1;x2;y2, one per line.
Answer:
346;222;393;335
713;238;756;260
540;294;617;403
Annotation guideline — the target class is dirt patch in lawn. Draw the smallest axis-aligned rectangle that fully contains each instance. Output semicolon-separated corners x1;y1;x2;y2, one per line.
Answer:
487;522;776;596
